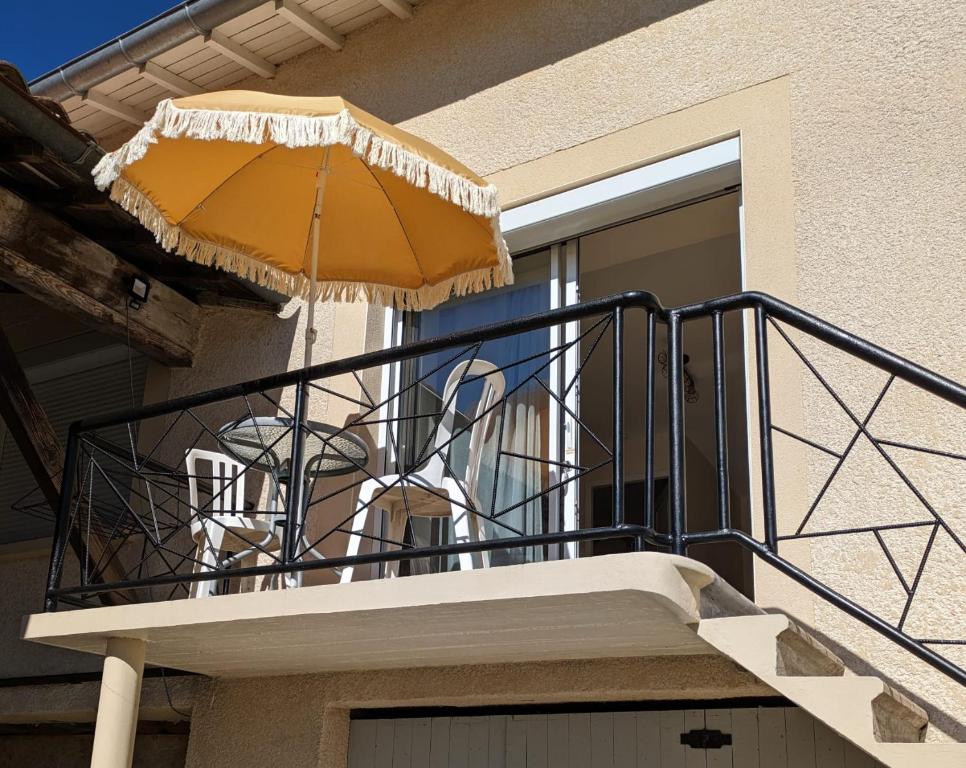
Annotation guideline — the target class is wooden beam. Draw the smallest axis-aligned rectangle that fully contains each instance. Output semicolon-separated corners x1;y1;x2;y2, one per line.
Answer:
138;61;203;97
205;30;276;78
275;0;344;51
0;328;62;510
0;325;130;598
377;0;413;19
29;185;110;209
0;186;199;367
195;290;283;315
0;137;47;165
82;90;150;126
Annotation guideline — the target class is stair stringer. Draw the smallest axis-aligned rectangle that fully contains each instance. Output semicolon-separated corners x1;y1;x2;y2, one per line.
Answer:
696;614;965;768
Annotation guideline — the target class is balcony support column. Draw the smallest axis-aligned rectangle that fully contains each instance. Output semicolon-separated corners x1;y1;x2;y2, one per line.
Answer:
90;637;146;768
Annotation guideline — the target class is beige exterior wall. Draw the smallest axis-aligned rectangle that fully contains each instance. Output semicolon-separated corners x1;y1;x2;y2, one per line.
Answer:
0;544;100;678
200;0;961;732
31;0;963;745
162;290;370;431
183;656;768;768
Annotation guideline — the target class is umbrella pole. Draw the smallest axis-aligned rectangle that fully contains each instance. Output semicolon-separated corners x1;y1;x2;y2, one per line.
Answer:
289;150;331;589
303;147;331;370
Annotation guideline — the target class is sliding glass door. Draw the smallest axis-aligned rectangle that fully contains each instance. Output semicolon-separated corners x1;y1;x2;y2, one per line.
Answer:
378;138;746;576
389;247;579;572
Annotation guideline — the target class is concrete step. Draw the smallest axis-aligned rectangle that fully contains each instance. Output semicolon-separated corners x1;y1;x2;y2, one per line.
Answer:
696;614;962;768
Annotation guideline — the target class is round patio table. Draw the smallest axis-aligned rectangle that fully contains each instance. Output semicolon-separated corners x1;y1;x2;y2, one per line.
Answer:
217;416;368;480
217;416;369;586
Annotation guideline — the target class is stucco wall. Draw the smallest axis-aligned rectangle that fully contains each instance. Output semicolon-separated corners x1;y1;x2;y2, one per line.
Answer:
0;548;101;678
163;294;368;425
782;1;966;741
89;0;964;737
184;656;769;768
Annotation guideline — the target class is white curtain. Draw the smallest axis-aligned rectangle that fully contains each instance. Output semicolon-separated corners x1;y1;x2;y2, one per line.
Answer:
476;382;546;565
407;256;553;570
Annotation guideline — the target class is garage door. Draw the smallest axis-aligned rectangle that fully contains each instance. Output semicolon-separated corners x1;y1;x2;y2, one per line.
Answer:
348;706;882;767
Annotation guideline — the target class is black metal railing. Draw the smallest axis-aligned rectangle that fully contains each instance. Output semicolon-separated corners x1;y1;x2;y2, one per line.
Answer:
44;290;966;686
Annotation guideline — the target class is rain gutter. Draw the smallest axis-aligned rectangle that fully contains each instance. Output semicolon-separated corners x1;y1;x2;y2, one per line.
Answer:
0;76;103;176
29;0;267;102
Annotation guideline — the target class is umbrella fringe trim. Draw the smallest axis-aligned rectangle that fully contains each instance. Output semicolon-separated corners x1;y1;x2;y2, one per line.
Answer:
110;177;513;310
112;177;309;297
93;99;501;219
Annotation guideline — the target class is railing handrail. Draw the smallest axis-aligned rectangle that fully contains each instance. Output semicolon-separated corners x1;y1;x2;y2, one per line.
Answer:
67;288;964;433
676;291;966;407
70;290;667;433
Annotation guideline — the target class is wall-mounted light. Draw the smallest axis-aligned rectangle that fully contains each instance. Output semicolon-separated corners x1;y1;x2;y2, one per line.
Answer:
657;350;699;403
128;275;150;310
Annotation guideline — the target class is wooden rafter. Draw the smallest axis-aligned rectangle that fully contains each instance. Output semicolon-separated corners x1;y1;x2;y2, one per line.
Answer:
138;61;203;97
195;291;282;314
377;0;413;19
275;0;344;51
0;186;199;367
0;328;62;510
205;30;277;78
82;90;150;126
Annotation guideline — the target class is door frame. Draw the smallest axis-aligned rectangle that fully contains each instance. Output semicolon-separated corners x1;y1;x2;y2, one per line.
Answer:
378;137;745;560
500;137;740;254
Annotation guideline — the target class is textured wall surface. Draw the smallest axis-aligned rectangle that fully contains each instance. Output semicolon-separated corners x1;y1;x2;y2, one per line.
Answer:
0;550;101;678
77;0;966;743
784;0;966;741
184;656;768;768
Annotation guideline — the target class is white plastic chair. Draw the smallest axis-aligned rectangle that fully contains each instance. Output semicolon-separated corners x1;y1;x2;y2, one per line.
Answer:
341;360;506;582
185;448;281;598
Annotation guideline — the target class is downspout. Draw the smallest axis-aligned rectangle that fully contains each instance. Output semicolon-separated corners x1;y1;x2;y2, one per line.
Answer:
29;0;267;102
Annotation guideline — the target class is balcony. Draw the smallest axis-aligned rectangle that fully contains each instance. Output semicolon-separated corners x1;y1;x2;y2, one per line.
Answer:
23;552;722;676
24;290;966;687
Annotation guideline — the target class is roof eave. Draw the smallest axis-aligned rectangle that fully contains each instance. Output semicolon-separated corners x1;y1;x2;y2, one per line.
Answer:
29;0;267;101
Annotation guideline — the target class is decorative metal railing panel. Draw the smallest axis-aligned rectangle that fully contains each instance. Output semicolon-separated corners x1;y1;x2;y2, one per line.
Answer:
46;294;654;605
670;293;966;686
44;291;966;686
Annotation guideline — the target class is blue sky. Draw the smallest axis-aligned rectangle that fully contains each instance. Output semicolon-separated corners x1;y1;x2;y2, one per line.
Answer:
2;2;176;82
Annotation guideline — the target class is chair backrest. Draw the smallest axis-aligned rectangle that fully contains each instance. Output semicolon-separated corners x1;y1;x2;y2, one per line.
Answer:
424;360;506;495
185;448;247;515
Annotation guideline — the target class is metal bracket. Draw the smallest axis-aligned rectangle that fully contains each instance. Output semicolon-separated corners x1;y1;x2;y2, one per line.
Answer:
679;728;733;750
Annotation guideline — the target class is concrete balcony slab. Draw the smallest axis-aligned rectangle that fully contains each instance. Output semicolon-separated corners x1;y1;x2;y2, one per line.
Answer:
23;553;719;678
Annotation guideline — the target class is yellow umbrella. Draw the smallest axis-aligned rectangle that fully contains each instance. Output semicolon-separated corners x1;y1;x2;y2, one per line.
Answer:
92;90;512;365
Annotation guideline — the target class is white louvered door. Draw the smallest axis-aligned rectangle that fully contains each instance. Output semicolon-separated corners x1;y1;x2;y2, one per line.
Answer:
348;707;883;767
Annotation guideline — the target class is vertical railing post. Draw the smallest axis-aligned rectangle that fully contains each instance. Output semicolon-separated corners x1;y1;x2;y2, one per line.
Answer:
285;379;308;566
667;312;687;555
612;307;625;530
45;425;78;611
712;311;731;532
643;310;656;547
754;306;778;552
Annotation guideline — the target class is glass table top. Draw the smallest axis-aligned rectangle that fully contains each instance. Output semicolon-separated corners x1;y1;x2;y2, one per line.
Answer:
217;416;368;479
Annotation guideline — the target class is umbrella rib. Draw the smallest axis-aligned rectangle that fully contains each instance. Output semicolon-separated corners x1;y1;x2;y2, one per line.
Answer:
360;161;425;283
179;143;286;226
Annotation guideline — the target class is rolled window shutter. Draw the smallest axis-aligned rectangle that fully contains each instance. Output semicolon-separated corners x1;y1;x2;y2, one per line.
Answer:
0;352;148;544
